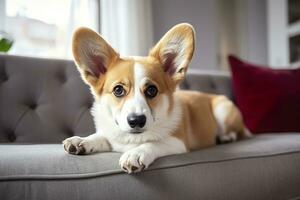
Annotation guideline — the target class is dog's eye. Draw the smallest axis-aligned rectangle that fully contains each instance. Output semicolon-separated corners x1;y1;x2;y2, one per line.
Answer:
113;85;126;97
145;85;158;99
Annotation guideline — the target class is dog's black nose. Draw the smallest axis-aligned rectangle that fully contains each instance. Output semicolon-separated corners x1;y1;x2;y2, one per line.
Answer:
127;114;146;128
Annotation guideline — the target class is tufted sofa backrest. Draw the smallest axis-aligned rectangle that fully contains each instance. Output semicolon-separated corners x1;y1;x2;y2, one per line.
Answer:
0;54;232;144
181;69;233;99
0;54;95;143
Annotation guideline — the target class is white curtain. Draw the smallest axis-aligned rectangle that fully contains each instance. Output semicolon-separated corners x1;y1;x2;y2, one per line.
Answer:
66;0;100;58
0;0;5;31
100;0;154;56
1;0;99;59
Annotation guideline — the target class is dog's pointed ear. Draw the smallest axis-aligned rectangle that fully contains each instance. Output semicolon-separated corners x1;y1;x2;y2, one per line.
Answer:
149;23;195;84
72;27;118;85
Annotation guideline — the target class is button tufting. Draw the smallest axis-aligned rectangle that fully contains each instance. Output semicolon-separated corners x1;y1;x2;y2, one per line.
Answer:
65;127;74;136
57;72;67;84
210;81;216;90
29;103;37;110
7;132;16;142
181;80;190;89
0;73;8;82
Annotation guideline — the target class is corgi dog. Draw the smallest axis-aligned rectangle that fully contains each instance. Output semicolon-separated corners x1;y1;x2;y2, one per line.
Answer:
63;23;249;173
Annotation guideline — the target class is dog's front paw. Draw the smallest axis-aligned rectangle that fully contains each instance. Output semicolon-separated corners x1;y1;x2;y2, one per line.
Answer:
63;136;93;155
119;149;155;174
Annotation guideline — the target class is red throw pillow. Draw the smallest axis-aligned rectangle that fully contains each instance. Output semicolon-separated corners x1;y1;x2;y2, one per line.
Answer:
228;55;300;133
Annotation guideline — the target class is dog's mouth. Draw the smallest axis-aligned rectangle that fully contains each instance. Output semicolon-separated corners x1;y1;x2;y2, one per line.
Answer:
129;129;145;134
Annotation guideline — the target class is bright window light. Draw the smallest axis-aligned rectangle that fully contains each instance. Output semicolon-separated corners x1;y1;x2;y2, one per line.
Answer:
3;0;99;59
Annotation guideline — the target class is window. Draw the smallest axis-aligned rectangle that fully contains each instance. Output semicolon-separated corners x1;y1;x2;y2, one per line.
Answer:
1;0;99;59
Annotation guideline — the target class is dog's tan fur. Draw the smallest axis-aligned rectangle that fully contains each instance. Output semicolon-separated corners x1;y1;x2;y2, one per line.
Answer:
173;91;247;151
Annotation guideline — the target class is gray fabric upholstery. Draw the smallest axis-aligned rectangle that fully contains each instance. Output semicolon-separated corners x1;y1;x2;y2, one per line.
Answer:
1;54;300;200
0;54;95;143
1;134;300;200
181;69;233;99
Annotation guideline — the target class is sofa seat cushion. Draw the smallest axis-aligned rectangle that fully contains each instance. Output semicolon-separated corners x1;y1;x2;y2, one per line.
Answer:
1;134;300;200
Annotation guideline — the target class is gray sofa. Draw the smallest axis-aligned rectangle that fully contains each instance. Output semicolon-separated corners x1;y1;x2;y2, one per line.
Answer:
0;54;300;200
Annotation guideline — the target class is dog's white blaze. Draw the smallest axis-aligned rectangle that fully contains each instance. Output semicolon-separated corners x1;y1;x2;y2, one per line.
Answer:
120;62;153;130
133;62;149;114
112;62;149;131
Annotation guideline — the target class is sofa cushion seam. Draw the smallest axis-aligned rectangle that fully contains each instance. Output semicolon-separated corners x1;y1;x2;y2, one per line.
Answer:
1;150;300;181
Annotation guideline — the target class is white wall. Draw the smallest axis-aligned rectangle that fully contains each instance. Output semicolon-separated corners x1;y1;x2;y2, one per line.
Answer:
152;0;268;70
219;0;268;68
267;0;289;67
217;0;239;69
245;0;268;65
152;0;219;69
